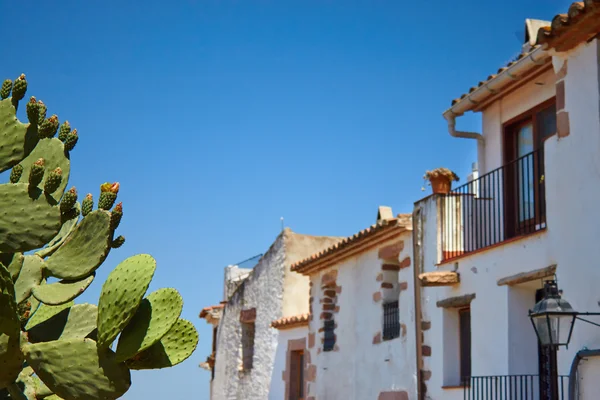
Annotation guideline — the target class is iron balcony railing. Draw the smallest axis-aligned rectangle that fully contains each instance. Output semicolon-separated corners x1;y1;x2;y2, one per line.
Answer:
442;149;546;261
463;375;569;400
382;301;400;340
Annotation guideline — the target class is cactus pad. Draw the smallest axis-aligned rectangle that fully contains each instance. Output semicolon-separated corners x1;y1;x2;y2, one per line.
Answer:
25;301;73;332
59;304;98;340
23;338;131;400
14;255;43;304
35;203;80;259
0;98;38;173
126;319;198;370
97;254;156;348
45;210;112;280
0;332;24;389
0;264;19;336
32;273;95;306
0;252;24;281
15;138;70;201
116;288;183;362
0;183;62;253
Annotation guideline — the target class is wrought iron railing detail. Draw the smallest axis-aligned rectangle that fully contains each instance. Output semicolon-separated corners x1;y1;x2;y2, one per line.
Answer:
463;375;569;400
442;149;546;261
382;301;400;340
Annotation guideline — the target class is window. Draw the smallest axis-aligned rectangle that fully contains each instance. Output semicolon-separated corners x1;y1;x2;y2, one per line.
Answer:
241;322;255;370
211;326;218;380
383;301;400;340
459;308;471;383
503;99;555;237
288;350;304;400
323;320;335;352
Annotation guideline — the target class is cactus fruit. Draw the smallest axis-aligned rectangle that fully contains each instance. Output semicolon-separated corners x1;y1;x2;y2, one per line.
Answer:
110;202;123;230
38;115;60;139
81;193;93;216
111;235;125;248
28;158;45;187
98;182;119;210
44;167;63;193
9;164;23;183
59;187;77;213
12;74;27;101
57;121;71;142
64;129;78;152
0;79;12;99
0;76;197;399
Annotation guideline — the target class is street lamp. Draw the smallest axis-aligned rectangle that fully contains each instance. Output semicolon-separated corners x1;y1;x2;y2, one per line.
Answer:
529;280;600;348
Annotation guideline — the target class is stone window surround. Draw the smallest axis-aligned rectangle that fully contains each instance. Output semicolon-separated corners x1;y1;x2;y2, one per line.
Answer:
317;269;340;353
282;337;309;400
239;308;257;372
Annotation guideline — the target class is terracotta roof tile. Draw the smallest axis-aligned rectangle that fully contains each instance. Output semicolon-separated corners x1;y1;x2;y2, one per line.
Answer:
291;217;411;274
270;314;310;330
536;1;600;52
199;304;224;319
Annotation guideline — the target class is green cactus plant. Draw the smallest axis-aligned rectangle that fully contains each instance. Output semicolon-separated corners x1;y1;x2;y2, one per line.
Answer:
0;76;198;399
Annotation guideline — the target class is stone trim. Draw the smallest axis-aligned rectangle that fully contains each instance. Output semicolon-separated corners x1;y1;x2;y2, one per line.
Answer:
436;293;476;308
378;390;409;400
555;59;570;137
282;337;308;400
239;308;257;323
320;270;341;352
419;271;459;287
497;264;557;286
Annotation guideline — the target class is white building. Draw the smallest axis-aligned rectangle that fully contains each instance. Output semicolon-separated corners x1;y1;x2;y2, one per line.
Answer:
413;8;600;400
200;229;340;400
288;208;416;400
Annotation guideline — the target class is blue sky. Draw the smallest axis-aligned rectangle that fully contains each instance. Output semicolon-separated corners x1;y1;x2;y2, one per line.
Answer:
2;1;570;398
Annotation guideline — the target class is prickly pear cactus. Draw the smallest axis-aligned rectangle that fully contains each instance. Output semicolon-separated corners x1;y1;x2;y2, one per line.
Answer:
0;76;198;399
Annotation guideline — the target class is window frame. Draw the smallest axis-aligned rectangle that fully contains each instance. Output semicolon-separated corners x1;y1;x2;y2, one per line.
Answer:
459;307;471;384
382;300;400;341
241;321;255;371
288;350;305;400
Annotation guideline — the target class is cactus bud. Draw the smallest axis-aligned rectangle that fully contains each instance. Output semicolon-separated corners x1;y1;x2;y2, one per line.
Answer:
37;100;47;125
0;79;12;99
29;158;45;187
64;129;78;151
12;74;27;101
44;167;62;193
58;121;71;142
10;164;23;183
82;193;94;216
26;96;39;124
110;202;123;230
38;115;60;139
60;187;78;213
98;182;119;210
111;235;126;248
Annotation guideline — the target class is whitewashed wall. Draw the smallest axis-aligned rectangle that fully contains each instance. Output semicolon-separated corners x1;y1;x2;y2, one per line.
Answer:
305;231;417;400
417;38;600;400
268;326;308;400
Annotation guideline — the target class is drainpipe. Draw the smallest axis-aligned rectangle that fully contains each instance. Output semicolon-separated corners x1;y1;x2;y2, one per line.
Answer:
568;348;600;400
444;113;486;173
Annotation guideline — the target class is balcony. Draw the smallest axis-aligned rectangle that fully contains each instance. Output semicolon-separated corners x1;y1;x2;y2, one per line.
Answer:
441;149;546;262
463;374;570;400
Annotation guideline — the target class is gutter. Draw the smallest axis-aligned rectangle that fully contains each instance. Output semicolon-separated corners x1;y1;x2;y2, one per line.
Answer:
441;46;551;157
569;349;600;400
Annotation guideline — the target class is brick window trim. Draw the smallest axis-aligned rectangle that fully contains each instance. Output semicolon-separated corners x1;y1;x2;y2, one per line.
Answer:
283;338;308;400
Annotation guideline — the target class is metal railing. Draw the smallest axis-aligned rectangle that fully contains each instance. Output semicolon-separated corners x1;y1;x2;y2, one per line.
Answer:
463;375;569;400
442;149;546;261
382;301;400;340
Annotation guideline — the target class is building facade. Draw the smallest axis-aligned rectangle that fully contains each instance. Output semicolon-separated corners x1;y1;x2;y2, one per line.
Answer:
414;8;600;400
289;209;416;400
200;229;340;400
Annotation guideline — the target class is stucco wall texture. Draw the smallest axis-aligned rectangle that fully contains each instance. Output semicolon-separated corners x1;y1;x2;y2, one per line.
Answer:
211;229;339;400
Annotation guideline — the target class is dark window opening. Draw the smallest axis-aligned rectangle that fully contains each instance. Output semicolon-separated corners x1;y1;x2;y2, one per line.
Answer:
459;308;471;383
383;301;400;340
323;320;335;352
241;322;255;370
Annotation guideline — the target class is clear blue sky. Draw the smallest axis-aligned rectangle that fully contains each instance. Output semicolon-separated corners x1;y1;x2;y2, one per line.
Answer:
2;1;569;398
